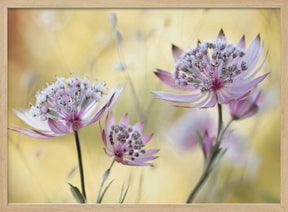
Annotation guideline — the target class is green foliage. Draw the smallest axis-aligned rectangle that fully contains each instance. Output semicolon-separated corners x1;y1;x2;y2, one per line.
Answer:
97;180;115;203
68;183;86;204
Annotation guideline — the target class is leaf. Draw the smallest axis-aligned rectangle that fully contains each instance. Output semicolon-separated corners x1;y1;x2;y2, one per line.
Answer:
68;183;86;204
98;180;114;203
120;185;130;203
219;148;228;159
118;184;125;203
67;166;77;178
195;129;203;147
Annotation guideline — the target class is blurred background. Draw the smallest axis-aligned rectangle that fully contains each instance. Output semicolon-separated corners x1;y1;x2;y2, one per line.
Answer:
8;9;280;203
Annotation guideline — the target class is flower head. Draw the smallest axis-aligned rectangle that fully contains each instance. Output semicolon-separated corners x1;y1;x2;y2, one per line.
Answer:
10;76;124;139
226;88;262;120
100;112;159;167
151;29;269;108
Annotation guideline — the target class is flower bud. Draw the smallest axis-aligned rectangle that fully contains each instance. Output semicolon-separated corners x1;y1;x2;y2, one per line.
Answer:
108;13;117;29
114;29;123;46
102;168;111;182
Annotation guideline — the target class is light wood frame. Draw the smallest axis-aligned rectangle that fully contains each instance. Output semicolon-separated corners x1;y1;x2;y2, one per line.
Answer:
0;0;287;211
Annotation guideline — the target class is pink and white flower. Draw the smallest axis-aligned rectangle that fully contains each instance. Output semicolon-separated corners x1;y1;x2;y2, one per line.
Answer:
226;88;262;120
100;112;159;167
10;76;124;139
151;29;269;108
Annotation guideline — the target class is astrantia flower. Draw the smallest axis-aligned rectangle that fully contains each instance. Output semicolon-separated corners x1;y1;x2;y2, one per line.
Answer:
100;112;159;167
151;29;269;108
226;88;262;120
10;76;124;139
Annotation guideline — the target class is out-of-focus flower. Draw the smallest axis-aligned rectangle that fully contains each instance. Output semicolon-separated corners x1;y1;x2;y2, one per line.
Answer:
10;76;124;139
151;29;269;108
100;112;159;167
31;9;72;31
20;71;38;95
226;88;262;120
221;133;260;179
170;110;214;151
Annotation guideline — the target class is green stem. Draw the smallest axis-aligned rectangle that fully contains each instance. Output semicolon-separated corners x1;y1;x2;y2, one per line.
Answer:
96;160;115;203
186;103;223;203
216;102;223;144
186;161;212;203
73;131;86;200
219;119;233;141
135;171;144;203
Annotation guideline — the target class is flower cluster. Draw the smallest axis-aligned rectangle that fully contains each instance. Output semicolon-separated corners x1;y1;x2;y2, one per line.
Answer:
11;76;124;139
152;29;269;108
101;112;159;167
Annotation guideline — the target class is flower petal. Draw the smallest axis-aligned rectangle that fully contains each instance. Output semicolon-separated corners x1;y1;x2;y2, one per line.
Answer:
247;42;264;72
234;73;269;92
135;155;159;163
96;84;125;113
134;120;144;132
217;89;236;104
87;103;109;125
107;84;125;109
153;69;196;92
216;29;226;41
237;35;245;49
120;160;154;167
13;109;50;131
201;93;217;108
217;87;249;104
241;51;268;81
81;101;99;120
48;118;70;135
104;148;113;157
244;34;263;70
142;133;154;144
173;93;215;108
120;113;129;125
143;149;160;156
99;122;108;148
9;127;57;139
105;111;115;133
151;91;203;103
172;44;185;62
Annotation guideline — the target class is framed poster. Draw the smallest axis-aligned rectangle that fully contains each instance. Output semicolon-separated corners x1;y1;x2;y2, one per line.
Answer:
1;0;287;211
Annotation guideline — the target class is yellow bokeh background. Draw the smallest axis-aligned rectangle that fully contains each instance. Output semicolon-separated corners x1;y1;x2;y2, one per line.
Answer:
8;9;280;203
